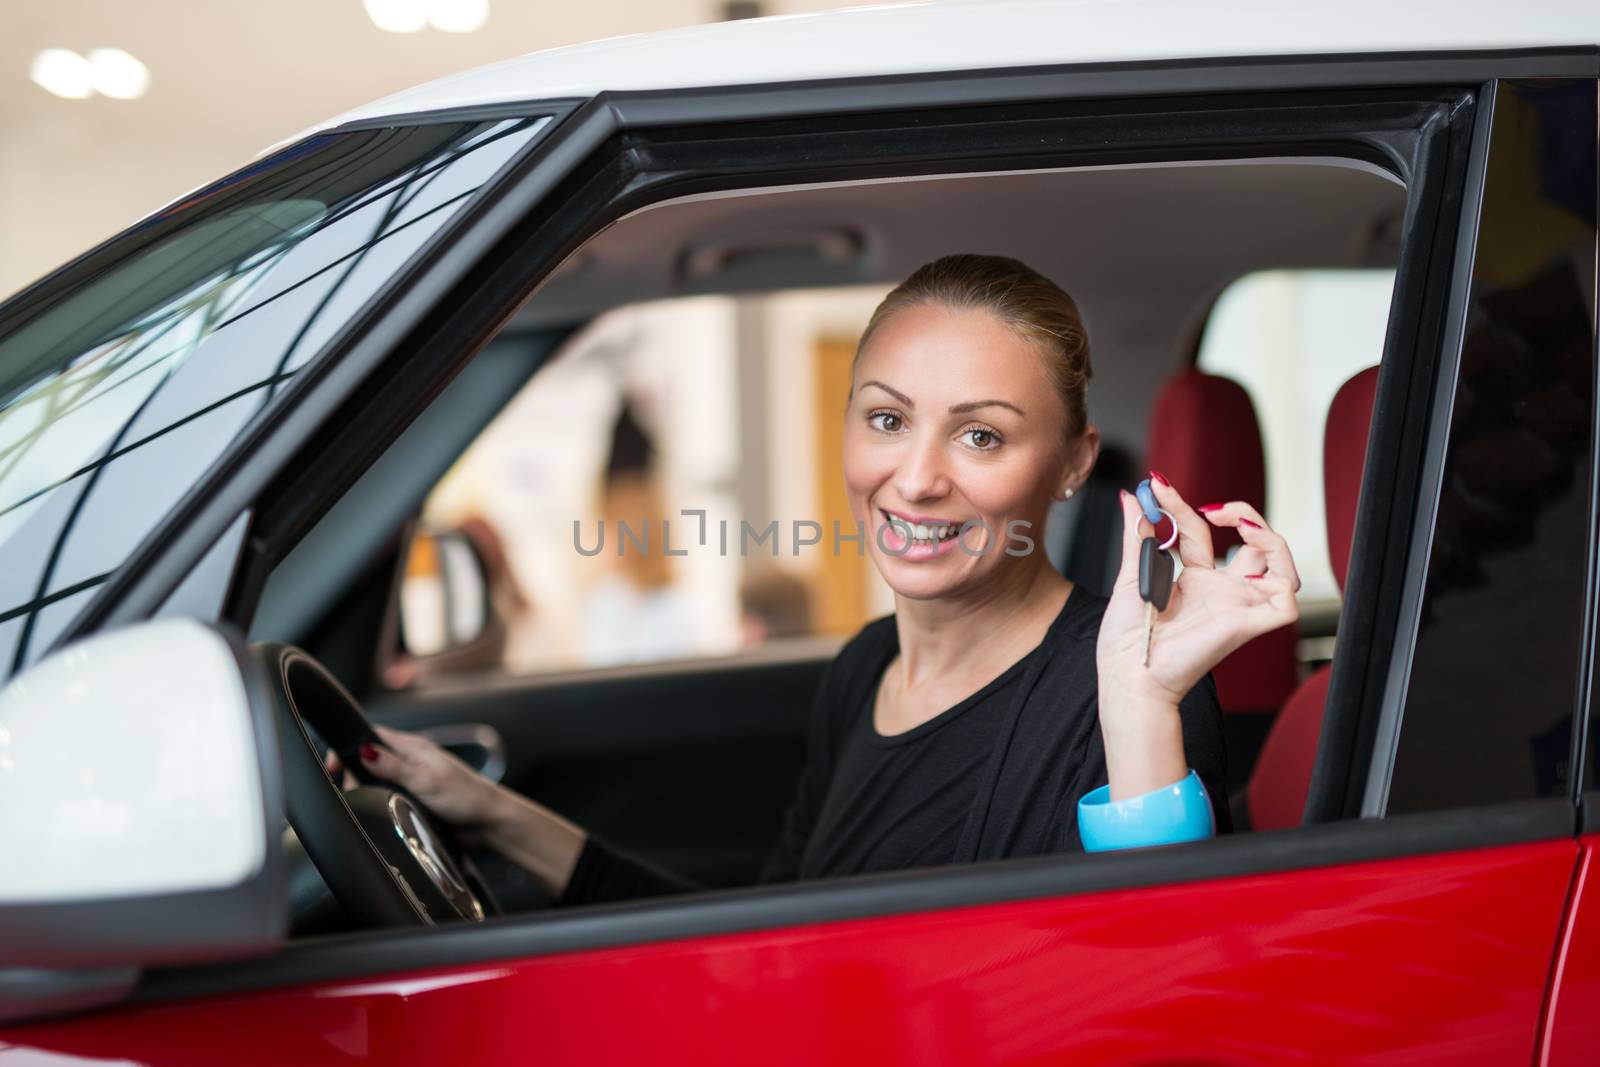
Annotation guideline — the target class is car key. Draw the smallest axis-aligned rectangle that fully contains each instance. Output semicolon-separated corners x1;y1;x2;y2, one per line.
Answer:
1139;535;1176;665
1135;478;1177;666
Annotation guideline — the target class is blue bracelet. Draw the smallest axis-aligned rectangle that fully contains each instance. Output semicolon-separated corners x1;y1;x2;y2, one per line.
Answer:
1078;768;1216;851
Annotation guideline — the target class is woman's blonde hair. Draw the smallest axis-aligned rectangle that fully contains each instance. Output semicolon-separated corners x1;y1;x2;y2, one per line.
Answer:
852;253;1092;445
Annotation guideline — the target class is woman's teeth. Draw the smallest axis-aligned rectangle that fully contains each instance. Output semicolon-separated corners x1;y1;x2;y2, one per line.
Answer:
888;515;961;543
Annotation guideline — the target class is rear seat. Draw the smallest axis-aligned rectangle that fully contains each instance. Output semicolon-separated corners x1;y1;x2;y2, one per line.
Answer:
1242;365;1378;831
1145;367;1298;788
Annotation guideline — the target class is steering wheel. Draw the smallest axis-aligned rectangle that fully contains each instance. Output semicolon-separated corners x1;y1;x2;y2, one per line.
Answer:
255;641;499;928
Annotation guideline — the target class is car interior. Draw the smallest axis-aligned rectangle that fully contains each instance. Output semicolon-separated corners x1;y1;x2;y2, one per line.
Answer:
244;153;1407;929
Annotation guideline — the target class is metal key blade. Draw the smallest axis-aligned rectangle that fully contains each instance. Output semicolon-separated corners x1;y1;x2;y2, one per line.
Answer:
1142;600;1154;667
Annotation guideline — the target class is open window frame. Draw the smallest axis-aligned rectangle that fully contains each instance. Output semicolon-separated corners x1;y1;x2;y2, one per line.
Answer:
79;53;1600;1002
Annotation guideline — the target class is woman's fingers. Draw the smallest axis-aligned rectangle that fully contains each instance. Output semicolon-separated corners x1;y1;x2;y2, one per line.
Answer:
1222;543;1269;577
358;728;415;786
323;749;354;791
1198;501;1302;593
1114;489;1154;590
1146;472;1214;570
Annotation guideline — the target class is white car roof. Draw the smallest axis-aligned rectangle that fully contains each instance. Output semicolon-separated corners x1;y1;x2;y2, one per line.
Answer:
309;0;1599;136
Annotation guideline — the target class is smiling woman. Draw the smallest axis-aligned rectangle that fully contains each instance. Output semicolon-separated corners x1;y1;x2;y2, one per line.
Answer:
351;252;1304;900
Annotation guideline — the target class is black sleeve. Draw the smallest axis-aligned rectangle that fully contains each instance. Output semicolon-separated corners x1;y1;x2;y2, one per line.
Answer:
558;623;871;903
557;832;704;906
755;651;848;885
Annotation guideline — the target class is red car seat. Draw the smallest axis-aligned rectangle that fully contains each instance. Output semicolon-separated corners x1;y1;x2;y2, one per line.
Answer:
1245;365;1379;831
1146;368;1299;716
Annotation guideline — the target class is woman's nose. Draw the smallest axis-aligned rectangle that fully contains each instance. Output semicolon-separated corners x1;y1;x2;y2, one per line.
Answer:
893;433;951;502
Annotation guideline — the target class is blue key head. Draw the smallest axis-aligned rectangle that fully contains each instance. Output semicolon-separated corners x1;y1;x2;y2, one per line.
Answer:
1134;479;1163;526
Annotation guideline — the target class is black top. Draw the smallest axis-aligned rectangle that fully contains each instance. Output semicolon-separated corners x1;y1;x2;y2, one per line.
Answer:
560;586;1230;905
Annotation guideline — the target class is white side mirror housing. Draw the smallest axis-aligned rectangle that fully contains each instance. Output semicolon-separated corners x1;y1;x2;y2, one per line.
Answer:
0;619;284;1020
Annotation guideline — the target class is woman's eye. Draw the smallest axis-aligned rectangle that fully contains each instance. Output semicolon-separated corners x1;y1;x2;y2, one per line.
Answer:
869;412;903;433
962;428;999;450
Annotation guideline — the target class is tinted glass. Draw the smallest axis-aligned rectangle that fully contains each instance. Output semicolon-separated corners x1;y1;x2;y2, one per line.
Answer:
1388;80;1598;813
0;116;549;678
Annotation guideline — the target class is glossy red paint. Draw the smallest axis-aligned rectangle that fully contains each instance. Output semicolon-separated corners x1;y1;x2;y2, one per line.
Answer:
1540;835;1600;1066
2;839;1577;1067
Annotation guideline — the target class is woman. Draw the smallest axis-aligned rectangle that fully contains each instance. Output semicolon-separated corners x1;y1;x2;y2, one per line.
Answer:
349;254;1301;905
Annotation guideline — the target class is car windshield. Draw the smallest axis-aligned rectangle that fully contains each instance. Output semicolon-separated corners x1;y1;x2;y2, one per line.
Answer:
0;115;550;678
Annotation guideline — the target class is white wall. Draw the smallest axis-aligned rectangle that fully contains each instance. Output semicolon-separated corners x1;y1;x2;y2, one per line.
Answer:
0;0;879;299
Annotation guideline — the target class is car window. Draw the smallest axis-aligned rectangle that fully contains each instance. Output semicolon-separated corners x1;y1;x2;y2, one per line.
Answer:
1196;269;1396;605
394;218;1408;686
0;116;550;677
1381;79;1598;814
404;289;895;679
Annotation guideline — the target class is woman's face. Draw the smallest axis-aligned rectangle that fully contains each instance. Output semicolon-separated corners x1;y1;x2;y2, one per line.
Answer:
843;303;1095;603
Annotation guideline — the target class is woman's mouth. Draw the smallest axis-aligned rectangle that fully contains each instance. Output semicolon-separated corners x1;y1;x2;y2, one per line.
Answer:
881;510;963;544
878;509;967;560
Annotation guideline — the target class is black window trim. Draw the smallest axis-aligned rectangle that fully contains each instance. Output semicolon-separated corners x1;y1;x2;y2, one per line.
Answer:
239;88;1469;834
1355;84;1497;817
1357;78;1600;822
1579;77;1600;830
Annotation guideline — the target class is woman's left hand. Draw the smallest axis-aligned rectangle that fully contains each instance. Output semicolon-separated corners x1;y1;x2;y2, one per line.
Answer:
1096;475;1301;714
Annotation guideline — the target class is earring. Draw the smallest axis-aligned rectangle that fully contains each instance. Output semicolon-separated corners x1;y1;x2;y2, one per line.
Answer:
1056;487;1075;501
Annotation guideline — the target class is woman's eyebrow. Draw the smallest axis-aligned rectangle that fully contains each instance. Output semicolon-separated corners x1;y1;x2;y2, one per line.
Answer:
950;399;1026;417
860;380;914;407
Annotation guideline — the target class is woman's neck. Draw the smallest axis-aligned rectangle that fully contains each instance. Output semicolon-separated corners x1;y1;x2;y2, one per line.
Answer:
889;558;1071;691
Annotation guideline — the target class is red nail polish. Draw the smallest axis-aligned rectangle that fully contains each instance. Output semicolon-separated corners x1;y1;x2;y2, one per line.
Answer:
1239;518;1262;529
1150;470;1170;487
1197;503;1224;512
360;743;379;763
1245;573;1267;579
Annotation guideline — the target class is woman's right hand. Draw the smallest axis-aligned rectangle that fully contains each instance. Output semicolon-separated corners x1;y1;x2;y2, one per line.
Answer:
325;723;504;831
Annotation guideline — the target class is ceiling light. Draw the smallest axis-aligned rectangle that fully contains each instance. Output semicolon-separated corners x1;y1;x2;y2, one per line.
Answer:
427;0;490;33
86;49;150;100
29;49;94;100
364;0;428;33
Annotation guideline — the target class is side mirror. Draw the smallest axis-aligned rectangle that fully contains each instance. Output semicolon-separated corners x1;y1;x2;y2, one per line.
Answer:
395;525;500;670
400;527;491;656
0;619;284;1022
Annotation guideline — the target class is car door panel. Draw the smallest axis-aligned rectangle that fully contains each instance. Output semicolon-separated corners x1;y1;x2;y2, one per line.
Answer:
1540;834;1600;1065
366;655;830;888
10;839;1576;1066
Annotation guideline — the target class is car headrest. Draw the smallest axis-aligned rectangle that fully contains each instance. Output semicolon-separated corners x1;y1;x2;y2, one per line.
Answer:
1146;368;1265;555
1324;366;1379;592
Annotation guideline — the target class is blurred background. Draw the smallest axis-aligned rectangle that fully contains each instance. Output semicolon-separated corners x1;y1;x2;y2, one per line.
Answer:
0;0;873;300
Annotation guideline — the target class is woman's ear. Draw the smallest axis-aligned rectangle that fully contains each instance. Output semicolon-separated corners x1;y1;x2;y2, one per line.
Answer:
1057;424;1101;499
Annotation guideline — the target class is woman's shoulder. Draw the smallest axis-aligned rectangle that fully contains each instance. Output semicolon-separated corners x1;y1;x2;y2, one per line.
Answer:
804;615;897;740
829;612;899;675
1051;584;1112;647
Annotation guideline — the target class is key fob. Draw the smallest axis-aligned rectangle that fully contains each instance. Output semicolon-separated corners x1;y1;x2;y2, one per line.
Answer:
1139;536;1175;612
1134;479;1163;525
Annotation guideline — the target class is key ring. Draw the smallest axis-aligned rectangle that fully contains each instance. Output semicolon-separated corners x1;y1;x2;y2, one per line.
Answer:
1135;479;1180;551
1155;509;1179;551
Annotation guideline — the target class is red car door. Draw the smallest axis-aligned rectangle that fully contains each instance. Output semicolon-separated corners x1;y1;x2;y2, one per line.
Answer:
1543;832;1600;1066
2;834;1575;1066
